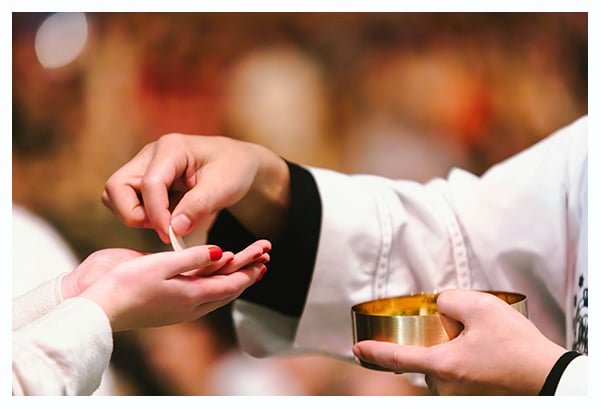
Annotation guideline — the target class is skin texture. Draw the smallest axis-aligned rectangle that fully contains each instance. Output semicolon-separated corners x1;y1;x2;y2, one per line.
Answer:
352;289;568;395
101;133;572;395
61;239;271;332
102;133;290;243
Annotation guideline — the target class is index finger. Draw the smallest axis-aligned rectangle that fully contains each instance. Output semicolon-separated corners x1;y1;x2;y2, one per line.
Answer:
102;178;148;228
102;142;167;236
215;239;272;275
353;340;437;375
123;245;226;280
139;137;192;240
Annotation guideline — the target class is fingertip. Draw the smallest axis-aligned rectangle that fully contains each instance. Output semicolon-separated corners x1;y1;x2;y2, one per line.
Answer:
352;341;372;362
256;253;270;263
222;251;235;263
259;239;272;252
154;225;171;244
208;245;223;261
255;264;267;281
100;190;110;207
436;289;464;310
171;213;192;236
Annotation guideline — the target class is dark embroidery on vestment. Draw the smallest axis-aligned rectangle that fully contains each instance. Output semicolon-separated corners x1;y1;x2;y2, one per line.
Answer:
572;273;588;354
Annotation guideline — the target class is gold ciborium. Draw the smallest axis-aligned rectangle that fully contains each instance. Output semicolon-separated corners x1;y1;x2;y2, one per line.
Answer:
351;291;528;371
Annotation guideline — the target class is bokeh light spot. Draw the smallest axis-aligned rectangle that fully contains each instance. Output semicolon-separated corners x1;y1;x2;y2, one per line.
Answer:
35;12;88;69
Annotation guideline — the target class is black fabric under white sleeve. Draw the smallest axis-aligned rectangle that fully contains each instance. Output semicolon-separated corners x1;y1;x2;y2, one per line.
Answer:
207;161;322;318
539;351;583;395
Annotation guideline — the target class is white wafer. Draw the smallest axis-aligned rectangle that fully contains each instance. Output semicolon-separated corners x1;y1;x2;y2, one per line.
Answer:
169;225;186;252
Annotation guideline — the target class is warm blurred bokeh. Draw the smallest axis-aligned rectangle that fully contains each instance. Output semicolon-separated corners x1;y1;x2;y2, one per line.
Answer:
12;12;587;396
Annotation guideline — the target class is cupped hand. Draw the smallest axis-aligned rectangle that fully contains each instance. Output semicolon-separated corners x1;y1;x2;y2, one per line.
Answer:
61;248;144;300
71;239;270;332
352;289;568;395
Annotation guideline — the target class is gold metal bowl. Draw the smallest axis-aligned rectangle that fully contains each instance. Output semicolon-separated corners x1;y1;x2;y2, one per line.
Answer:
351;291;528;371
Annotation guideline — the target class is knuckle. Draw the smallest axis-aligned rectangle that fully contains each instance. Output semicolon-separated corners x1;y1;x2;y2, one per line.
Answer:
391;350;405;369
473;292;499;312
103;176;118;192
139;173;162;190
158;132;184;145
190;251;209;267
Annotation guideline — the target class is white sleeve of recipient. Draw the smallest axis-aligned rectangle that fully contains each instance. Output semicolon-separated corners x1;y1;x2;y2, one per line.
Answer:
12;277;113;396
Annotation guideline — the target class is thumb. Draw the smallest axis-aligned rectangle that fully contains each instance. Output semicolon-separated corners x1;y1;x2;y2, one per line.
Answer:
169;158;248;237
436;289;506;339
435;288;474;319
439;312;464;340
435;289;469;340
169;186;223;238
170;207;217;244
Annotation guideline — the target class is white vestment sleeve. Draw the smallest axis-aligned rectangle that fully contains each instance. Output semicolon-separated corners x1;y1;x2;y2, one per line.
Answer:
555;355;588;395
233;116;587;360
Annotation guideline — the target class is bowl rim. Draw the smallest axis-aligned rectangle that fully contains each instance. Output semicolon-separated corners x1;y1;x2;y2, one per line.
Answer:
351;290;528;317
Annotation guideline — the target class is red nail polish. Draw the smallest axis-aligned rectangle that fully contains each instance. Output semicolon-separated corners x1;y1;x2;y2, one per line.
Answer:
256;265;267;281
209;246;223;261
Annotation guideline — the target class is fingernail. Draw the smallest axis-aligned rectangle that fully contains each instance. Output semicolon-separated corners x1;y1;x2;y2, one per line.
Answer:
209;246;223;261
256;265;267;281
171;214;192;235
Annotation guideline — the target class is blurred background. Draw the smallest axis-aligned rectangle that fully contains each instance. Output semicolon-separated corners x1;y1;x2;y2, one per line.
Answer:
12;12;587;396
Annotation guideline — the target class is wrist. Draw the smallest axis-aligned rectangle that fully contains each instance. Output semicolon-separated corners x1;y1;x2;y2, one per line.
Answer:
539;350;583;395
60;271;80;300
230;143;290;238
79;283;121;332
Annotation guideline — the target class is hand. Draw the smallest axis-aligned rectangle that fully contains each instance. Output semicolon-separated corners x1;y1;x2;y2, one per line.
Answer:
352;289;568;395
62;248;145;300
65;239;271;332
61;245;243;298
101;133;290;243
